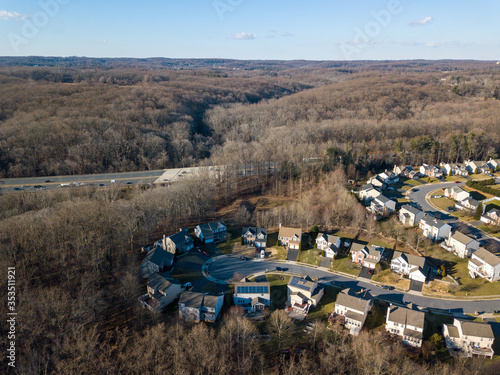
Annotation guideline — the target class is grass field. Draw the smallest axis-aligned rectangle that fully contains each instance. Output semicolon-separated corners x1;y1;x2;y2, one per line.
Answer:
297;248;323;266
371;268;410;289
307;285;341;321
330;256;361;276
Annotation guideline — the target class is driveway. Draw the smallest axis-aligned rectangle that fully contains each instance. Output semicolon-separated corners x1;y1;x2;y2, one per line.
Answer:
409;279;424;292
319;257;332;268
359;267;373;279
287;249;299;261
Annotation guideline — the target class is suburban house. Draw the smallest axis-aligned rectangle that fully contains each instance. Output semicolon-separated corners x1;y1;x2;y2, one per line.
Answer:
468;247;500;282
233;281;271;311
419;164;443;178
140;247;174;278
287;276;324;316
368;194;396;214
457;197;480;212
139;273;184;312
178;291;224;323
441;163;469;177
441;163;453;176
391;251;429;282
399;205;425;226
466;160;489;174
386;304;425;348
333;289;373;335
358;184;381;203
378;171;399;185
316;233;342;258
444;186;470;202
419;215;451;241
393;165;413;177
350;243;383;269
163;228;194;255
443;318;495;359
408;170;419;179
194;221;227;243
367;175;385;189
481;208;500;226
241;227;267;248
278;225;302;250
487;158;500;172
443;231;480;259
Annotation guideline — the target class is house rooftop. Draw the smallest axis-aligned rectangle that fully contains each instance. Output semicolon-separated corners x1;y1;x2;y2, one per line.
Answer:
142;246;170;267
202;294;221;309
388;305;425;329
147;273;178;294
450;231;475;246
289;276;315;292
234;282;270;295
242;227;267;237
393;251;427;269
458;319;495;339
400;204;422;216
279;226;302;239
179;291;205;308
473;248;500;267
420;215;449;229
168;230;193;246
351;242;368;253
317;233;340;244
375;195;394;204
445;324;460;338
336;288;372;313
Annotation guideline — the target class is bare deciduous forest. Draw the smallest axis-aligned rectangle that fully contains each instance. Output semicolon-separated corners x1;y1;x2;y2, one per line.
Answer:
1;58;500;374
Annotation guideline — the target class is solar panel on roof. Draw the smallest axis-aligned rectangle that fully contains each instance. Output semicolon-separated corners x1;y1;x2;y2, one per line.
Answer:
237;286;269;294
289;278;311;291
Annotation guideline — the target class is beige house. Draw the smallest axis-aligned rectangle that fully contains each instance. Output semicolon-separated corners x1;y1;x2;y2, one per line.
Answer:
481;208;500;226
468;247;500;282
386;304;425;348
444;186;470;202
178;291;224;323
287;276;324;316
138;273;184;312
163;228;194;255
443;231;480;258
443;318;495;359
334;289;373;335
399;205;425;226
278;225;302;250
358;184;381;203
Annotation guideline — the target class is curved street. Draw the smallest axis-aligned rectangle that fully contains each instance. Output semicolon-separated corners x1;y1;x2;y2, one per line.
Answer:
206;256;500;314
407;181;500;250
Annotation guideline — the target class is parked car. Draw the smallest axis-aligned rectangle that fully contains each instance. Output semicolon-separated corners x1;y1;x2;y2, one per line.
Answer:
455;180;461;183
45;180;51;183
380;285;394;290
240;256;250;261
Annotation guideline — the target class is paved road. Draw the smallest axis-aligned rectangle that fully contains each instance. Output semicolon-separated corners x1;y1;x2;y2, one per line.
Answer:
207;256;500;314
407;181;500;251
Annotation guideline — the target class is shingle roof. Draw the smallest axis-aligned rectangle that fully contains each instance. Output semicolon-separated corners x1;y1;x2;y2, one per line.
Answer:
142;247;169;267
336;289;372;313
351;242;368;253
147;273;179;294
444;324;460;338
400;204;423;216
392;251;427;268
317;233;340;245
179;291;204;308
420;215;449;229
458;319;494;338
202;294;221;309
279;226;302;239
289;276;315;292
168;230;193;246
387;305;425;329
450;231;475;246
375;195;394;204
404;328;423;340
473;248;500;267
242;227;267;237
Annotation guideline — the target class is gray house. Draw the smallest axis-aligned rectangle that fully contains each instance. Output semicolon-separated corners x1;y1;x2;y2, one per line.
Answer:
178;291;224;323
138;273;184;312
163;229;194;255
195;221;227;243
140;247;174;278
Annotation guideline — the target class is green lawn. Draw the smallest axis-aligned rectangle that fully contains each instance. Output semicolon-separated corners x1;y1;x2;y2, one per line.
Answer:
403;178;423;187
477;225;500;237
364;300;388;331
217;236;241;254
330;256;360;276
297;248;323;266
307;285;341;321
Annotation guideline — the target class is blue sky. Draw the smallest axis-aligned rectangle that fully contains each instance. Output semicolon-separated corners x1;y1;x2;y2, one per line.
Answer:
0;0;498;60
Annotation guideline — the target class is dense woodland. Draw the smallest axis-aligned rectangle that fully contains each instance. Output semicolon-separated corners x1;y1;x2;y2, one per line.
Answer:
1;58;500;373
0;58;499;178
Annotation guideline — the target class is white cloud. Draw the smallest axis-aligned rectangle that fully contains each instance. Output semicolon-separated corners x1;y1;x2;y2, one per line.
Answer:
0;10;28;21
230;32;257;40
408;16;433;27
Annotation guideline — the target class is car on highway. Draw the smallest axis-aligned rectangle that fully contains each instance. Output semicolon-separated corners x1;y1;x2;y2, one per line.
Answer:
22;185;30;187
126;181;133;184
34;185;42;188
99;183;105;186
13;187;23;191
45;180;51;183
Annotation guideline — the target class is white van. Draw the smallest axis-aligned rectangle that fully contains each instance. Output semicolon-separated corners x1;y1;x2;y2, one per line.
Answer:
260;249;265;259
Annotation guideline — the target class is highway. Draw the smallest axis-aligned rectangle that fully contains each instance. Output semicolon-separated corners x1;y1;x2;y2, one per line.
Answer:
207;256;500;314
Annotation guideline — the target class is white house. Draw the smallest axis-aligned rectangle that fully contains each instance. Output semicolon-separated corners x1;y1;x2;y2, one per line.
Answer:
368;194;396;214
179;291;224;323
391;251;429;282
358;184;381;203
316;233;342;258
233;282;271;311
367;176;385;189
334;289;373;335
386;304;425;348
139;273;184;312
444;186;470;202
457;197;480;212
443;231;480;258
466;160;489;174
399;205;425;226
418;215;451;241
468;247;500;282
487;158;500;172
393;165;413;177
443;318;495;359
